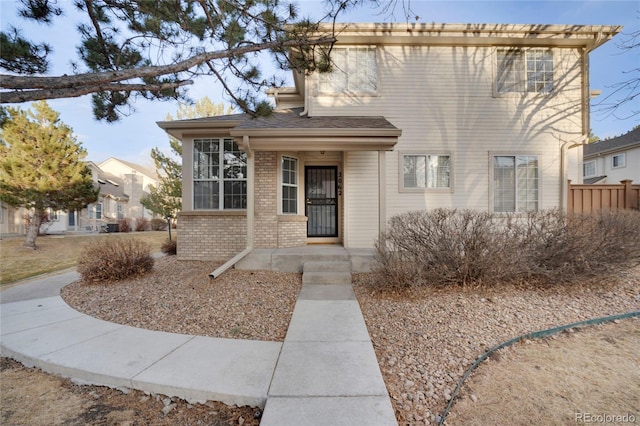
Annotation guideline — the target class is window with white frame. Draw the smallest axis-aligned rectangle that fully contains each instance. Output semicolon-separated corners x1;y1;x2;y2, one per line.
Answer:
583;160;596;177
46;208;58;221
282;156;298;214
318;47;377;94
96;202;102;219
612;153;625;168
116;203;124;220
493;155;539;212
193;138;247;210
496;48;554;94
402;154;451;189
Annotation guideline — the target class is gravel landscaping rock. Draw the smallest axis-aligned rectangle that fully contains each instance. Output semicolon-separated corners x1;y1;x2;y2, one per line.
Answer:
62;256;302;341
59;255;639;425
353;267;640;425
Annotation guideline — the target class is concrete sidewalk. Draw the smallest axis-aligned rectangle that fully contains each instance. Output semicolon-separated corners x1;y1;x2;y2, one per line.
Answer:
1;260;397;425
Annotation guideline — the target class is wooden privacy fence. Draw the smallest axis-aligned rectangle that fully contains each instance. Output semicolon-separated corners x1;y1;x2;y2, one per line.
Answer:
568;179;640;214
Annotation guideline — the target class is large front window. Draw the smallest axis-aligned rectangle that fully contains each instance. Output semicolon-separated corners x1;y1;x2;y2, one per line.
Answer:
193;138;247;210
496;48;554;94
318;47;377;93
493;155;539;212
402;154;451;189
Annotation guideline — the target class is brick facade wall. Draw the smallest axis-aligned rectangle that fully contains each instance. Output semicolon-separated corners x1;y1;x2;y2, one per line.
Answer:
254;151;278;248
177;211;246;260
178;151;309;258
277;215;308;247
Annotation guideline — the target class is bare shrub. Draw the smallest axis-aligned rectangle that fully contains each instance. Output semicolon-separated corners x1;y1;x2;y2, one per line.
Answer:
77;238;154;283
150;218;167;231
134;217;150;232
161;239;177;255
374;209;523;287
375;208;640;287
525;209;640;281
117;218;131;233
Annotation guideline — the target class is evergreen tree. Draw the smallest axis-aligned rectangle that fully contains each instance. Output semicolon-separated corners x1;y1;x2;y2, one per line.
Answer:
0;0;369;120
142;97;232;219
0;101;98;248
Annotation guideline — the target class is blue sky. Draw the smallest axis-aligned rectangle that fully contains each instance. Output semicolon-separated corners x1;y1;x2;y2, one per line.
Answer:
1;0;638;166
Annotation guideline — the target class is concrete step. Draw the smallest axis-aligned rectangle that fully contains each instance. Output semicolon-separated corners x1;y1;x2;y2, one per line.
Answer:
303;260;351;273
302;271;351;286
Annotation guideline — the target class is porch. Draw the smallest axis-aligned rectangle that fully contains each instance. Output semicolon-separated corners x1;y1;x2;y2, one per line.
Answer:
235;245;376;273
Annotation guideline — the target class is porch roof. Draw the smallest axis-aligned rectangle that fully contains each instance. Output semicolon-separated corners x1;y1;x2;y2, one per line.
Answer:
156;108;401;151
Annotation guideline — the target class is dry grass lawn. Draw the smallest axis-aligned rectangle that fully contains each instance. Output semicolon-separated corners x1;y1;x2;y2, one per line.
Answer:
0;231;171;285
448;318;640;425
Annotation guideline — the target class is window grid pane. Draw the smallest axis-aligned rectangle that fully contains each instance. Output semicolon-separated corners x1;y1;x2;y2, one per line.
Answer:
427;155;451;189
319;47;376;93
496;49;524;93
526;49;553;93
193;138;246;210
494;155;538;213
282;156;298;214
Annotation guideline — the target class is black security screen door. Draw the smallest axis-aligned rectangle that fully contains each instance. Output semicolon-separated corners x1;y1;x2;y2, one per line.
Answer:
305;166;338;237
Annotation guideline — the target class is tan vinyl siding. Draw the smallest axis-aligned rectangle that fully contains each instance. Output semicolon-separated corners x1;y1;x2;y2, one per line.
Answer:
313;45;583;215
345;151;379;248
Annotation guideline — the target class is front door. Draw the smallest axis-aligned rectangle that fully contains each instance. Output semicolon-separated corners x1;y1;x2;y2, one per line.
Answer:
305;166;338;237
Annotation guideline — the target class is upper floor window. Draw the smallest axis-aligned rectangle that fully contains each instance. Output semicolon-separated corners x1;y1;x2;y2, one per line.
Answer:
282;156;298;214
583;160;596;178
193;138;247;210
318;47;377;94
496;48;553;94
612;153;625;169
402;154;451;190
493;155;539;212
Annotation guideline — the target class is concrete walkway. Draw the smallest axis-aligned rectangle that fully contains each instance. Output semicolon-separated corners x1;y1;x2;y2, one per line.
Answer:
1;258;396;425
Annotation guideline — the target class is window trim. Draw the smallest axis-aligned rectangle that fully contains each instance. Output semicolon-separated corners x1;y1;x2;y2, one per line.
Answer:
489;152;542;214
612;153;626;169
315;46;380;96
583;160;597;178
493;47;554;97
398;151;453;193
192;137;247;211
280;155;299;215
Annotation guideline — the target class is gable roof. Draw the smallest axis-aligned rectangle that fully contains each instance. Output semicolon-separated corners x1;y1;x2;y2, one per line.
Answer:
584;127;640;158
99;157;158;180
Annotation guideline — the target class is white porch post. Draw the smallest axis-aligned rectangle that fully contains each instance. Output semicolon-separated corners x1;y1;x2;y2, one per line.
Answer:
378;150;386;234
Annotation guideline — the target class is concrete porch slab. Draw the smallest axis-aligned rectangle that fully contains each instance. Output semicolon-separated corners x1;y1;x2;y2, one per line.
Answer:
132;336;282;407
261;396;397;426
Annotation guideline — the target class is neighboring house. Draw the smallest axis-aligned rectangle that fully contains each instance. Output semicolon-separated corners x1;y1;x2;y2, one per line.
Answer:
40;158;159;234
158;23;619;260
0;202;28;236
583;127;640;184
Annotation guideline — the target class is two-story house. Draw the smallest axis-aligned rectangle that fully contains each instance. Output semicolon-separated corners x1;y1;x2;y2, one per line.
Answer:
158;23;619;261
42;158;159;234
583;127;640;184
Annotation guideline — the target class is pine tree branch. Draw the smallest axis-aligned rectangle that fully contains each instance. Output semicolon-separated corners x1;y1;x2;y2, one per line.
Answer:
0;35;335;95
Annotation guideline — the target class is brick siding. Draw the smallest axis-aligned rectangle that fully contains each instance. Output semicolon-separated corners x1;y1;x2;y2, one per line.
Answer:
177;211;246;260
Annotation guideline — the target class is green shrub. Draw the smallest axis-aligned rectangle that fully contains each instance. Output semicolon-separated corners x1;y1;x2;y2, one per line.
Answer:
374;208;640;287
118;218;131;233
77;238;154;283
150;218;168;231
134;217;150;232
161;239;177;255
